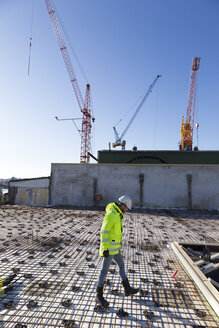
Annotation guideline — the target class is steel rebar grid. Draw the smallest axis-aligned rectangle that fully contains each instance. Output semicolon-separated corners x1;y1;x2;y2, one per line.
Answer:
0;206;218;327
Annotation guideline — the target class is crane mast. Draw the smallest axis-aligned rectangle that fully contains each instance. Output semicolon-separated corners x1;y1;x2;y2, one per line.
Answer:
180;57;200;151
45;0;94;163
113;75;161;149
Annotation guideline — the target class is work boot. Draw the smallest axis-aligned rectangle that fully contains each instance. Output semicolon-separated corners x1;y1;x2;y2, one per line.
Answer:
122;278;139;296
0;284;13;296
96;287;109;308
3;274;16;286
5;284;14;293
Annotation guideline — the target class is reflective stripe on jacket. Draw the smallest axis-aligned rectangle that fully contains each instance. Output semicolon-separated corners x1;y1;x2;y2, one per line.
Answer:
99;202;123;256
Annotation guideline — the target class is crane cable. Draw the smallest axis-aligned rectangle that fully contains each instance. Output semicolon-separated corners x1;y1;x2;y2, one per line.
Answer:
54;3;89;85
195;78;200;148
114;79;160;133
27;0;35;76
114;90;148;129
154;78;160;149
90;91;95;154
54;2;96;152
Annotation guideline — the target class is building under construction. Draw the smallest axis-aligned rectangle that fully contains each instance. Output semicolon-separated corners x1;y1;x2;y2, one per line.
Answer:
0;205;218;327
1;1;218;326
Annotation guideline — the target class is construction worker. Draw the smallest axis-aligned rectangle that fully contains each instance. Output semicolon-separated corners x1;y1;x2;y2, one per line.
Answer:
96;195;139;308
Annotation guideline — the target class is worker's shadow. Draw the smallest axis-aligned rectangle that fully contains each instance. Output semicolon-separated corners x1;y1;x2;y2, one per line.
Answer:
98;292;156;328
133;297;208;327
104;305;156;328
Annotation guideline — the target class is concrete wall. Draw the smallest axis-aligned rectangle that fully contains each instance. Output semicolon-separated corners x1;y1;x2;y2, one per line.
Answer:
9;178;50;206
50;164;219;210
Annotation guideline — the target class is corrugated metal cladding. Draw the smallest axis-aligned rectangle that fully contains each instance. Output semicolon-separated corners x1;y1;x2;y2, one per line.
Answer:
98;150;219;164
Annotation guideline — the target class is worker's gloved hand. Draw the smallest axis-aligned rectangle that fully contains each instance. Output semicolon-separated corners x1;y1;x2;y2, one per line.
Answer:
103;250;109;258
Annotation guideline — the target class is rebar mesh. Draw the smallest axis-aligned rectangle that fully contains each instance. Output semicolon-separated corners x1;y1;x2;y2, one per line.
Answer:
0;206;218;327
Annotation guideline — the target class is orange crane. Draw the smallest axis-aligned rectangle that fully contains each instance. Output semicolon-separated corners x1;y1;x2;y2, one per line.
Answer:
45;0;94;163
180;57;200;151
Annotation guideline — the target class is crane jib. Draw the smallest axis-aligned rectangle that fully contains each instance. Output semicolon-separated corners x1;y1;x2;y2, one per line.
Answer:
45;0;94;163
113;75;161;145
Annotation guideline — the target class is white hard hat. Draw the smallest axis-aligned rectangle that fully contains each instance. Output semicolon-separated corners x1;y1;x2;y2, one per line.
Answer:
118;195;132;210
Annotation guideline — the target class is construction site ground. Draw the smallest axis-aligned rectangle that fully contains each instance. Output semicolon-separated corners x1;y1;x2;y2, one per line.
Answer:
0;205;218;328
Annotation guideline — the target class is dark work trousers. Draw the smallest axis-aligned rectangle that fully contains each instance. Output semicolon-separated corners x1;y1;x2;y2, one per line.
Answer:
97;253;127;287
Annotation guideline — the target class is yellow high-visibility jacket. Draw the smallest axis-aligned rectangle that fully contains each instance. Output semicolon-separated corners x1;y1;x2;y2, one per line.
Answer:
99;202;124;256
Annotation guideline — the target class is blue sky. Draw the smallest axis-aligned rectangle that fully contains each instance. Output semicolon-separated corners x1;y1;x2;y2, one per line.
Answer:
1;0;219;178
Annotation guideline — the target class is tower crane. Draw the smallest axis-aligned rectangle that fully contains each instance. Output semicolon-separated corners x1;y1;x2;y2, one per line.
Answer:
112;75;161;149
45;0;94;163
180;57;200;151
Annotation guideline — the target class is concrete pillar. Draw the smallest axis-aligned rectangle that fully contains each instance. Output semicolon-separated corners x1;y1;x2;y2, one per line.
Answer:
93;177;97;205
8;186;17;205
187;174;192;209
139;173;144;207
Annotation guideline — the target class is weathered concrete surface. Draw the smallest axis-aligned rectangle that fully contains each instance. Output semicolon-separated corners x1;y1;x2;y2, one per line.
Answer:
0;206;218;327
9;177;50;206
50;164;219;210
